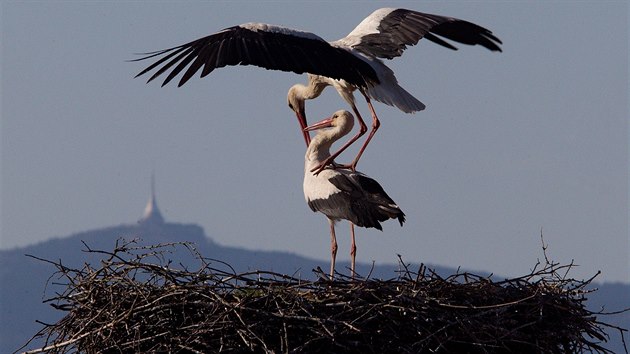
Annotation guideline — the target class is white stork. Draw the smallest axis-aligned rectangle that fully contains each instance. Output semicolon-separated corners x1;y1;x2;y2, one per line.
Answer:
133;8;502;172
303;110;405;279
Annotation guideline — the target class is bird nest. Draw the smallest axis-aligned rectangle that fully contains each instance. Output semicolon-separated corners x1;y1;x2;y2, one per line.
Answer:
21;240;626;354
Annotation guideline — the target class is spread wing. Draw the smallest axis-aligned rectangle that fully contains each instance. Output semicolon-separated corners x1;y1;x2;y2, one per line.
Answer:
132;23;379;87
335;8;502;60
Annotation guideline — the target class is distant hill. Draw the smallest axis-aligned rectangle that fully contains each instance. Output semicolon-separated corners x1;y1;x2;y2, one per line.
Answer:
1;221;627;353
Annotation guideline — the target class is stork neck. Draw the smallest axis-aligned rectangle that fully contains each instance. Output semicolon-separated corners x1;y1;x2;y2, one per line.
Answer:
305;128;341;167
294;81;325;100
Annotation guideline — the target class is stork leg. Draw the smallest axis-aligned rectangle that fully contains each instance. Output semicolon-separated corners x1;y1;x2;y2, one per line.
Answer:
347;94;380;170
328;219;338;280
350;223;357;279
311;103;368;175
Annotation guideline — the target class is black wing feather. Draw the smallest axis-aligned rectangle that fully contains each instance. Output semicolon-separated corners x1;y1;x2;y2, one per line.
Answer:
181;43;213;85
347;9;502;59
326;173;406;229
165;47;202;87
133;25;379;88
429;19;503;52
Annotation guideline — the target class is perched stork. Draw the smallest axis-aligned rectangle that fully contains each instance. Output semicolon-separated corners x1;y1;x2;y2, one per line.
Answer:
303;110;405;279
133;8;502;172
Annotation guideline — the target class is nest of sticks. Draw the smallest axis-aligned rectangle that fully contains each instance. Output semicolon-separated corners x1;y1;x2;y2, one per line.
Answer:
21;240;626;354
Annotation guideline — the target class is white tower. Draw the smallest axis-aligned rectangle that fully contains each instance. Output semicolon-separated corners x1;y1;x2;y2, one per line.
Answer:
139;173;164;225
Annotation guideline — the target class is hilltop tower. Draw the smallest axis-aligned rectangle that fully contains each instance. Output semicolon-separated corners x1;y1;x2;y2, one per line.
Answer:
139;173;165;225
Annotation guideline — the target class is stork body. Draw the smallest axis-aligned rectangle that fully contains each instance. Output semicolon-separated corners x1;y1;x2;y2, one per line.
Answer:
303;110;405;279
134;8;502;169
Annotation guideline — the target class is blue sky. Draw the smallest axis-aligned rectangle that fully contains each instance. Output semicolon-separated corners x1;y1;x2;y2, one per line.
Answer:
2;1;628;283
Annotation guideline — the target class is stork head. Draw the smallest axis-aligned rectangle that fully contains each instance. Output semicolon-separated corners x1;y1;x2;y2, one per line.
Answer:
287;84;306;118
304;110;354;138
287;84;310;147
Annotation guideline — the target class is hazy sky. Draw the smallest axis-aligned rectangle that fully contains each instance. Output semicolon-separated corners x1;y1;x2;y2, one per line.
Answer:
2;1;628;283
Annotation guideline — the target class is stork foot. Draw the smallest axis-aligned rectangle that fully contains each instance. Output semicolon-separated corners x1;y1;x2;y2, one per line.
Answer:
328;162;356;173
311;158;337;175
311;158;355;176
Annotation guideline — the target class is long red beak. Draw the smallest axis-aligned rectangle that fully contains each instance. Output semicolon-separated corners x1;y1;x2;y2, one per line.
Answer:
295;109;311;147
304;116;334;132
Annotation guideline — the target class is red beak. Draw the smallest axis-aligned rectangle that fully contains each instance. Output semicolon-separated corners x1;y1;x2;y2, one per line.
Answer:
304;116;334;132
295;109;311;147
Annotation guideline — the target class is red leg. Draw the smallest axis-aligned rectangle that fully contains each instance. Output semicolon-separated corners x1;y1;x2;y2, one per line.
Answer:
311;103;368;175
311;93;380;175
350;223;357;279
348;94;380;170
328;219;338;280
